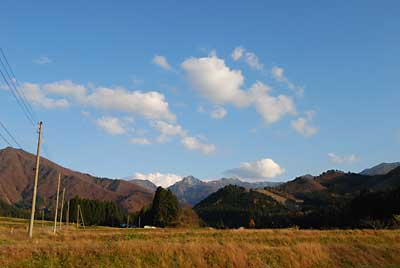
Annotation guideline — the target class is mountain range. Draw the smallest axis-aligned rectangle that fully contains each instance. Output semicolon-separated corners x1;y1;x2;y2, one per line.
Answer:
194;166;400;228
0;146;399;215
168;176;280;205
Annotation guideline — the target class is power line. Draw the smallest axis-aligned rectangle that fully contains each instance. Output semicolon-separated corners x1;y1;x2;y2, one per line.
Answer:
0;129;12;147
0;65;36;127
0;48;37;122
0;120;23;148
0;54;36;127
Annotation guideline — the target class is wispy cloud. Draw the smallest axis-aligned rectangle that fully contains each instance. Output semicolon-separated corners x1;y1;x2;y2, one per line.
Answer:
291;110;318;137
129;137;152;145
328;153;359;164
271;66;304;96
152;55;172;71
33;56;52;65
96;116;127;135
231;47;263;70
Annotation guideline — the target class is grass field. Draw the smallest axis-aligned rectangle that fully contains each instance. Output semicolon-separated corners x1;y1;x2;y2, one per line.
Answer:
0;217;399;268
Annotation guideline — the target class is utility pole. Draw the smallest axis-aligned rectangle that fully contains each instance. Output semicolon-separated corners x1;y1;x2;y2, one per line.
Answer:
127;215;129;228
53;173;61;234
138;216;141;228
66;200;70;227
79;205;85;228
41;209;44;228
28;121;42;239
59;188;65;230
76;204;80;229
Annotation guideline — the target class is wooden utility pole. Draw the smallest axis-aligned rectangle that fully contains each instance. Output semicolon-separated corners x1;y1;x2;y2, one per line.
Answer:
66;200;70;227
76;204;80;228
127;215;130;228
59;188;65;230
79;205;85;228
28;121;42;239
41;209;44;228
53;173;61;234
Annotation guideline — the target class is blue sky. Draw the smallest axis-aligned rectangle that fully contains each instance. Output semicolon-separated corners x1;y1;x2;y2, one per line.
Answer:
0;1;399;186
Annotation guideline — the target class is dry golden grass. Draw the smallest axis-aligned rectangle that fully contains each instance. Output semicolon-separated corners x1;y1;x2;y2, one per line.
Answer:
0;217;399;268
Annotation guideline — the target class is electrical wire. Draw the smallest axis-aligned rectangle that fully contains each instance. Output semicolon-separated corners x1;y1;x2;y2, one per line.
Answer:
0;120;23;148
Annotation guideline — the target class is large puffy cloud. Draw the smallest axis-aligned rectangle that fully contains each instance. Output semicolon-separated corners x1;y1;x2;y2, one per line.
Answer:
182;55;250;107
16;80;214;154
225;158;285;181
19;81;176;121
291;110;318;137
129;172;182;188
182;55;296;124
328;153;359;164
86;87;176;121
96;116;127;135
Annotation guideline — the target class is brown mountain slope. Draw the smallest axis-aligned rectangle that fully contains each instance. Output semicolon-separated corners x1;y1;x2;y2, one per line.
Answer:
277;176;326;195
0;147;153;212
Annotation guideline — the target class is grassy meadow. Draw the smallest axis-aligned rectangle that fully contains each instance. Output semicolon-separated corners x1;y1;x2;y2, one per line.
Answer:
0;217;399;268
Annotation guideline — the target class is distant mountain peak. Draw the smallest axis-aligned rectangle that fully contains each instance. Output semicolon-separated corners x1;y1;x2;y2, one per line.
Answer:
360;162;400;176
181;176;202;185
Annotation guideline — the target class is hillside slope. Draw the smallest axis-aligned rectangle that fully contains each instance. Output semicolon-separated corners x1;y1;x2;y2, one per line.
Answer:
0;147;153;212
360;162;400;176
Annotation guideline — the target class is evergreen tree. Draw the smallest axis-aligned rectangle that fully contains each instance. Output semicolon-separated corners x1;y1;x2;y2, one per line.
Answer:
150;187;180;227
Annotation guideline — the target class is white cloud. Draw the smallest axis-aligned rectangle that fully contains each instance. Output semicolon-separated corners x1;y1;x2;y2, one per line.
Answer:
14;79;214;155
129;137;152;145
291;110;318;137
210;106;227;119
197;105;205;113
231;47;245;61
328;153;359;164
151;120;186;142
231;47;263;70
86;87;176;122
181;136;216;155
96;116;127;135
271;66;304;96
271;66;285;81
182;55;296;124
130;172;182;188
20;82;69;109
18;81;176;122
43;80;87;101
182;55;250;107
250;82;296;124
151;120;216;154
33;56;51;65
225;158;285;181
152;55;172;71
